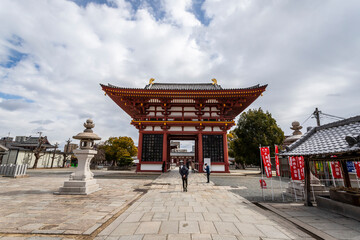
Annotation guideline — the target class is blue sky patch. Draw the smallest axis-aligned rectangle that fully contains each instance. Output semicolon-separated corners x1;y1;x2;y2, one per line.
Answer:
191;0;211;26
0;48;28;68
8;35;24;47
0;92;34;103
125;0;165;21
69;0;117;8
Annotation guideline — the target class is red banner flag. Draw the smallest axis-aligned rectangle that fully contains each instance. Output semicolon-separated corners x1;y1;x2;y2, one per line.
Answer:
260;147;272;178
275;145;280;176
331;161;342;179
289;156;300;180
297;156;305;180
355;162;360;178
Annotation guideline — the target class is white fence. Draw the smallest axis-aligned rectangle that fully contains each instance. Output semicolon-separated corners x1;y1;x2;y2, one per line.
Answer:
0;164;28;177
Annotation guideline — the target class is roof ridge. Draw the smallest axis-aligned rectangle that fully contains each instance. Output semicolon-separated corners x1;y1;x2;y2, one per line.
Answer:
316;115;360;131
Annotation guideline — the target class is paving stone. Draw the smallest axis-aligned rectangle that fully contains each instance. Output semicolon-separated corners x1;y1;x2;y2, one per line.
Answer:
234;222;264;237
135;222;161;234
186;213;204;221
152;212;169;221
191;233;212;240
110;222;140;236
213;222;240;235
123;212;144;223
199;221;217;234
118;235;144;240
143;234;167;240
211;234;238;240
202;212;221;221
256;224;289;239
179;221;200;234
168;234;191;240
159;221;179;234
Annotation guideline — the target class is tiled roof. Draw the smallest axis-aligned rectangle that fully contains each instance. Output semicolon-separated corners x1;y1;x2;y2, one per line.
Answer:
282;115;360;156
11;137;54;149
144;83;223;90
0;144;8;152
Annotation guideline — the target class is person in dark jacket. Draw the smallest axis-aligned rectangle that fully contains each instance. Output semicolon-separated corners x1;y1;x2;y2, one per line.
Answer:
204;163;210;183
162;161;165;173
179;161;189;192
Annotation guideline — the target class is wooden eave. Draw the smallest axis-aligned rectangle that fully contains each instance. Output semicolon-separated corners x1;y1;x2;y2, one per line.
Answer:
100;84;267;119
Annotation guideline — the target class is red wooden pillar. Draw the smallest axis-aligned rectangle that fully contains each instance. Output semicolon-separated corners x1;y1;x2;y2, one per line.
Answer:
136;131;143;172
198;132;203;172
223;132;230;173
162;132;167;172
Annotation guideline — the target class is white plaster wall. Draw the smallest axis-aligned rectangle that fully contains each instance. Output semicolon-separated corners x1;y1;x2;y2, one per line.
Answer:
203;107;210;111
203;113;210;117
212;127;221;132
148;112;155;116
141;164;162;171
183;126;195;131
184;107;195;111
148;106;156;111
211;165;225;172
171;107;182;111
204;127;212;131
169;112;182;116
184;112;196;117
170;126;182;131
154;126;162;131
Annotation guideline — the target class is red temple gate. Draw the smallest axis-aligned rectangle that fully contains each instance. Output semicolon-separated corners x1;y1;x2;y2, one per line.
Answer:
101;79;267;173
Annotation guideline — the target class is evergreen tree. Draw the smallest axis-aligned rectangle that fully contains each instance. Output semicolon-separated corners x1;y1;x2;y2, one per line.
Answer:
229;108;284;168
102;136;137;167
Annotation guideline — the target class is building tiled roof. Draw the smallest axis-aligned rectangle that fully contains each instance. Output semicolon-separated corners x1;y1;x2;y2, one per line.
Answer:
281;115;360;156
144;83;223;90
0;144;8;152
11;137;54;149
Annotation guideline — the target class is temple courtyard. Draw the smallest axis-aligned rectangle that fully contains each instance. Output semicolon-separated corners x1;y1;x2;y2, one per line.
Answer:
1;169;360;240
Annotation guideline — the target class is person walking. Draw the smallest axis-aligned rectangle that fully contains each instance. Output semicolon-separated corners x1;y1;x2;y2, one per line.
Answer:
179;161;189;192
162;161;165;173
204;163;210;183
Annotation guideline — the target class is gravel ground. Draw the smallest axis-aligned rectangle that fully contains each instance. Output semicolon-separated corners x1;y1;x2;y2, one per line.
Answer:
211;175;296;203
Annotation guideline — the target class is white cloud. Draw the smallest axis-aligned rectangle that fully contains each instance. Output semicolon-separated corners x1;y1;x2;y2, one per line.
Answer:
0;0;360;149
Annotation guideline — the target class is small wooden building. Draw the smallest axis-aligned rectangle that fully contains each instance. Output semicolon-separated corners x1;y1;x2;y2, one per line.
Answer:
281;116;360;206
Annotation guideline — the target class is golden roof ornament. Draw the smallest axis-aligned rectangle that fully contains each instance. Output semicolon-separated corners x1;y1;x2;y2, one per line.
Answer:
149;78;155;85
211;78;217;85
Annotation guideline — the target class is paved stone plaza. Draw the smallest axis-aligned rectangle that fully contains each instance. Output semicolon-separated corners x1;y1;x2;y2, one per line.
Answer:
1;169;360;240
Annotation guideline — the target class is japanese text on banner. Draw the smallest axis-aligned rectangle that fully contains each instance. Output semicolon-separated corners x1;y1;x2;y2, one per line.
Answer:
260;147;272;178
331;162;342;179
275;145;280;176
355;162;360;178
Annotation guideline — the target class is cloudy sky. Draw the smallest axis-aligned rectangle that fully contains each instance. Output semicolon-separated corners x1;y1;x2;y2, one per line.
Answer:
1;0;359;149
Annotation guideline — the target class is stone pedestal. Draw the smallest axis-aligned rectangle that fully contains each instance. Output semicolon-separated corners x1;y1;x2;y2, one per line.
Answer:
55;149;100;195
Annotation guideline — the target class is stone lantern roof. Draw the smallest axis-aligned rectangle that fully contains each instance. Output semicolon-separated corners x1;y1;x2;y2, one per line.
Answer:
73;119;101;150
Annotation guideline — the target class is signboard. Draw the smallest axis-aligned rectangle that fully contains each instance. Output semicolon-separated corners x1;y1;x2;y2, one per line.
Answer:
347;161;355;173
259;179;267;189
275;145;280;176
297;156;305;180
260;147;272;178
330;161;342;179
289;156;299;180
354;162;360;178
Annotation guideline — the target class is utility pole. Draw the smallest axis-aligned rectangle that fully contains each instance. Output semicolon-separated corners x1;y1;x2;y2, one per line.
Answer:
313;108;321;127
51;142;58;168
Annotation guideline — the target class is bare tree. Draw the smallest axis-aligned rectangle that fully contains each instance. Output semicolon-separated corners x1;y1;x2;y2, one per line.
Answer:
62;138;71;168
32;134;47;169
51;142;59;168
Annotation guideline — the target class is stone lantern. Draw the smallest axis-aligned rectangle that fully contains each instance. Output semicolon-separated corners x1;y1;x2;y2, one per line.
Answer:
55;119;101;195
